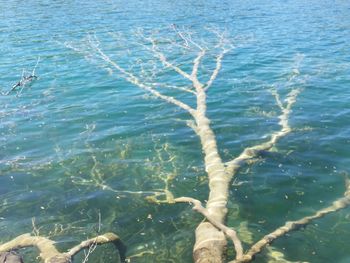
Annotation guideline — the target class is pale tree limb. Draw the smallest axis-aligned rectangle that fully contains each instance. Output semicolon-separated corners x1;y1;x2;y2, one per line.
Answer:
204;48;229;91
204;29;233;91
230;177;350;263
144;36;194;81
84;35;196;115
191;50;207;81
0;232;125;263
66;233;126;259
170;24;190;49
225;88;300;176
170;24;206;51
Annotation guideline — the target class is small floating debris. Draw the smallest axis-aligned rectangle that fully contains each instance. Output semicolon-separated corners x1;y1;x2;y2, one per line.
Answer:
3;57;40;96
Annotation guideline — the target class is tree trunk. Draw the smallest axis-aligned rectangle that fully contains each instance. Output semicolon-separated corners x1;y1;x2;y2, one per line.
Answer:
193;111;231;263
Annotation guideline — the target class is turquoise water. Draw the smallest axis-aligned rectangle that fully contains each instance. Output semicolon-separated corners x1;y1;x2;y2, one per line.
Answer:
1;0;350;262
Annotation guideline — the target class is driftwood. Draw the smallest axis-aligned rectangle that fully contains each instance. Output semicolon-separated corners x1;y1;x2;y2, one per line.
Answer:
0;232;126;263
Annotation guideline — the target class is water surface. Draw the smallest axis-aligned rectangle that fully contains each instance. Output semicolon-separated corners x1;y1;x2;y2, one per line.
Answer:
0;0;350;262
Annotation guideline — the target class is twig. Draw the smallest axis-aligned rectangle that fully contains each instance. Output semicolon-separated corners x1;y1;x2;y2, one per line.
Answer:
146;36;194;81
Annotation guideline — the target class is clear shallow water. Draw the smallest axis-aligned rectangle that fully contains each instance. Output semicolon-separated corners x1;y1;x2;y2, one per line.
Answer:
0;0;350;262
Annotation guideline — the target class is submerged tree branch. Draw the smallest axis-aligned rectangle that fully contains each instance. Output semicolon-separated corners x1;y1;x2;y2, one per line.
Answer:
79;35;196;115
225;88;300;176
0;232;125;263
146;37;194;81
231;177;350;263
204;49;229;91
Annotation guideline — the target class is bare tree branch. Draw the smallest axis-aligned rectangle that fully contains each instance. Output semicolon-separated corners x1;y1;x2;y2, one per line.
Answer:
225;88;300;176
230;177;350;263
191;50;206;82
203;28;233;91
0;232;125;263
204;49;228;91
66;233;125;259
145;36;193;81
171;24;206;51
87;36;196;115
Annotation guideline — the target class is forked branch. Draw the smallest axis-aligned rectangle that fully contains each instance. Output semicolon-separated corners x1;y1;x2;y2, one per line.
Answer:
204;48;229;91
73;35;196;115
67;29;233;117
225;88;300;176
145;36;194;81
